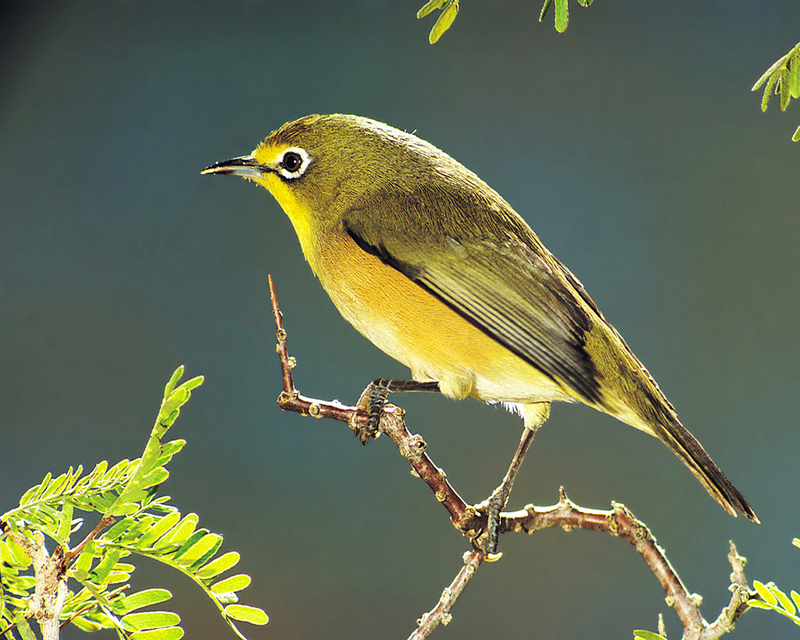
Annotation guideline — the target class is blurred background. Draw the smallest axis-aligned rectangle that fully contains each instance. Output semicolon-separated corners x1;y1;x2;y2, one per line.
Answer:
2;1;798;638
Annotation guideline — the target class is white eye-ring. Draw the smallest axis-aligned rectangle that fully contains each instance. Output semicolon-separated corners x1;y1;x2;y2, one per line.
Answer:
277;147;310;179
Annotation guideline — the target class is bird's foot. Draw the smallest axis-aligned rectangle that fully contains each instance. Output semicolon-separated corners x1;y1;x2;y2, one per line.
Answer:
353;379;441;445
473;485;509;560
353;379;392;445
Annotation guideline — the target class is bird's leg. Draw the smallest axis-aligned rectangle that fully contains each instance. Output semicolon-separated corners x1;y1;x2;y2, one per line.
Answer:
354;379;440;445
479;425;539;556
478;402;550;557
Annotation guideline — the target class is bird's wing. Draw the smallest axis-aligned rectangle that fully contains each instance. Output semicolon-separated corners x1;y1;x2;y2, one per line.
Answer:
342;191;604;404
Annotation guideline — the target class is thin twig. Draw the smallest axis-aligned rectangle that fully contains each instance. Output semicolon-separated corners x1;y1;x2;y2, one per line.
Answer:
61;515;116;568
700;542;754;640
408;550;484;640
266;275;757;640
502;488;706;632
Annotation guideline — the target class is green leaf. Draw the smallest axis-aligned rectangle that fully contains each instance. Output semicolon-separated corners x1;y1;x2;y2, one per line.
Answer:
771;584;795;615
753;54;789;91
118;516;155;545
177;376;204;393
104;460;132;485
779;69;791;111
122;611;180;631
754;580;778;606
141;468;170;489
117;589;172;614
37;503;63;524
56;502;74;542
106;570;133;585
539;0;552;22
163;366;185;400
137;511;182;549
131;629;185;640
170;529;208;562
15;612;36;640
789;57;800;99
417;0;446;19
211;574;251;594
224;604;268;625
177;533;222;568
747;599;773;609
554;0;569;32
110;503;140;517
90;549;122;583
73;542;97;576
761;71;780;112
18;486;39;507
41;472;70;499
633;632;667;640
791;590;800;614
6;538;31;567
429;0;458;44
154;441;186;467
71;617;104;632
103;518;136;543
0;540;25;567
793;125;800;142
196;551;240;580
156;514;198;550
162;389;189;417
33;473;52;500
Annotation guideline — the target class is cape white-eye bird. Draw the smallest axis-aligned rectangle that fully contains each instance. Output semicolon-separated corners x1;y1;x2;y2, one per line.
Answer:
203;114;758;549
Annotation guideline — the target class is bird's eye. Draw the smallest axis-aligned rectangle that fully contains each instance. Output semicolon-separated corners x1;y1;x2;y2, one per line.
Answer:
281;151;303;173
276;147;310;180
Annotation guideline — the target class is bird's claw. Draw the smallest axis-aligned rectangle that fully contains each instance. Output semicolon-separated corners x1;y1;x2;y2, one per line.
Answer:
354;379;391;445
473;486;508;558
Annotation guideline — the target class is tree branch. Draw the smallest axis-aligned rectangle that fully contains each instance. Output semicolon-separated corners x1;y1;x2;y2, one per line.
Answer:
266;275;758;640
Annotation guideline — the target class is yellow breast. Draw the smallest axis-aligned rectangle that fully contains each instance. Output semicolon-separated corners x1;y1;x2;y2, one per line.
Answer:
314;227;574;405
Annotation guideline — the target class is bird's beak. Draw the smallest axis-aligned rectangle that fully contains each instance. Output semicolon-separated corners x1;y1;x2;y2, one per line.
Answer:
201;156;269;180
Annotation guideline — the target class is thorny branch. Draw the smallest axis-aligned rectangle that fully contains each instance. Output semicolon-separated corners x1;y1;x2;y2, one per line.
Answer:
267;275;758;640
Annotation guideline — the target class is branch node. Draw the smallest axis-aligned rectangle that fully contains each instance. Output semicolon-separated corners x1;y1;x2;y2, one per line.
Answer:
435;490;448;503
400;434;427;458
286;355;297;369
308;402;322;418
276;328;287;342
277;390;299;406
605;511;620;536
631;522;650;542
440;587;453;605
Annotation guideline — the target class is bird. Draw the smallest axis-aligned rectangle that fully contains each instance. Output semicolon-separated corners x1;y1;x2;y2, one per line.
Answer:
202;114;758;550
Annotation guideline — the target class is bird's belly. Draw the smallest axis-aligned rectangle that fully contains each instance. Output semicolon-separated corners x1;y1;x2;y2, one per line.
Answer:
316;232;574;405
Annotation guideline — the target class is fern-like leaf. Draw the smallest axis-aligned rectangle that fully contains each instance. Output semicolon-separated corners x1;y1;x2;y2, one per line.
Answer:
752;41;800;142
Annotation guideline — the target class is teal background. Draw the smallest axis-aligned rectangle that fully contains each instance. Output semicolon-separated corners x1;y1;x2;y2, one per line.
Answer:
2;2;799;638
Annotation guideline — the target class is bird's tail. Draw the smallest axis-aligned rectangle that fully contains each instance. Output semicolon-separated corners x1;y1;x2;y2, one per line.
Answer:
651;413;759;523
